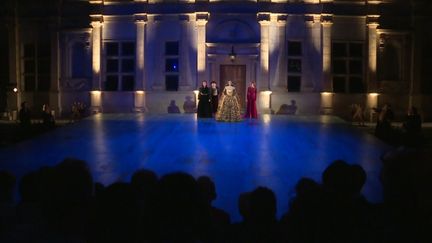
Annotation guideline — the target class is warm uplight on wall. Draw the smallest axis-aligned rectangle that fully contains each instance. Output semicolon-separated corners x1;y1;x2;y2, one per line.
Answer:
259;90;272;112
193;90;200;108
367;92;379;109
320;92;333;111
90;90;102;113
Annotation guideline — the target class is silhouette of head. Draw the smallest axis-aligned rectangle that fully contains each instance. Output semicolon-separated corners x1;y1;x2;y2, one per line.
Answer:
0;170;16;203
249;187;277;224
197;176;217;204
238;192;252;222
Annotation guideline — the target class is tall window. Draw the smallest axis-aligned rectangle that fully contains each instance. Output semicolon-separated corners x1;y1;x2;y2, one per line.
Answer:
287;41;302;92
105;42;135;91
332;42;364;93
22;42;51;91
165;41;179;91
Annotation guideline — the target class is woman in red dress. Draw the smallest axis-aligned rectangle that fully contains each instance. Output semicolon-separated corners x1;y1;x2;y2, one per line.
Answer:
244;81;258;119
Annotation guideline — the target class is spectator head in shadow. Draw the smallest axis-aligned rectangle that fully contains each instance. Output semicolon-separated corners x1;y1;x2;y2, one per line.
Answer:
158;172;204;241
0;170;16;204
249;186;277;225
380;148;432;242
131;169;158;200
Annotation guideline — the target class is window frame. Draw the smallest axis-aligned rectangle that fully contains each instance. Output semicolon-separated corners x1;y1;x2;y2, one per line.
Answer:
286;40;303;92
103;41;136;91
331;41;365;94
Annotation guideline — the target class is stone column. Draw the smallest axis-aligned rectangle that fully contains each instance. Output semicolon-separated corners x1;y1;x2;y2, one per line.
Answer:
135;14;147;91
321;15;333;92
304;14;321;91
258;13;271;90
50;23;61;117
196;12;209;87
8;15;21;114
274;15;287;90
134;14;147;112
367;15;379;92
90;14;103;113
179;14;192;90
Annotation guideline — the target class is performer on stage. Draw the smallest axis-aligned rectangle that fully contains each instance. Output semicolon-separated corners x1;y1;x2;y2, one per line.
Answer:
216;80;242;122
244;81;258;119
197;81;212;118
210;81;219;115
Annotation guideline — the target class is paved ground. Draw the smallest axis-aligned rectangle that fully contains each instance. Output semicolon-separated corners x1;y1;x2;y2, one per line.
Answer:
0;114;393;220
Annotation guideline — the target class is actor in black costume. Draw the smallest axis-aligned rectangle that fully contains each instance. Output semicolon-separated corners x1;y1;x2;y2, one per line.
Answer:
197;81;212;118
210;81;219;115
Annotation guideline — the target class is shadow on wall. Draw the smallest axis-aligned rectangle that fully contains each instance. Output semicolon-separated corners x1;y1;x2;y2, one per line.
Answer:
183;96;196;113
167;96;197;114
276;100;298;115
167;100;180;114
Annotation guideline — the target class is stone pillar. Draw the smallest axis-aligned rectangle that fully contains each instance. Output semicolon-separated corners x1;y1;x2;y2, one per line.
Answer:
367;15;379;92
135;14;147;91
90;14;103;113
134;14;147;112
274;15;287;90
179;14;192;90
196;12;209;87
321;15;333;92
304;14;321;91
50;23;61;117
258;13;271;90
8;15;21;113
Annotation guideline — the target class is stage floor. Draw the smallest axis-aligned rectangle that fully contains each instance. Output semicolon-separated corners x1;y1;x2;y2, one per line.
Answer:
0;114;390;221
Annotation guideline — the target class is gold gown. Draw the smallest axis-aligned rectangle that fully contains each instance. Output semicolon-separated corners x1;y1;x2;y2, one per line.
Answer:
215;85;242;122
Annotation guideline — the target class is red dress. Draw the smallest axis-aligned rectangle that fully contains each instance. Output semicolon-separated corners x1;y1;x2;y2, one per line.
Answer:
244;86;258;119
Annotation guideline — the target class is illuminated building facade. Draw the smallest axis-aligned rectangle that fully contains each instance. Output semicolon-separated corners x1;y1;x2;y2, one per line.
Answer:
1;0;431;120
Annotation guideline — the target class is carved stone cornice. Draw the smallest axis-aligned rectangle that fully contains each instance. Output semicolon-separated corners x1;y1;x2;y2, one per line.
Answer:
257;12;271;24
134;13;148;23
321;14;333;26
367;15;380;28
196;12;209;25
90;14;103;27
304;14;321;25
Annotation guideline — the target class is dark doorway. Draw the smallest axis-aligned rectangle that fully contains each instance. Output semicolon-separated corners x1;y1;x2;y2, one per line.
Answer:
219;65;246;108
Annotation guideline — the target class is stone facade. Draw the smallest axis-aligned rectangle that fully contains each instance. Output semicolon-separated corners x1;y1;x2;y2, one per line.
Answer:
2;0;432;120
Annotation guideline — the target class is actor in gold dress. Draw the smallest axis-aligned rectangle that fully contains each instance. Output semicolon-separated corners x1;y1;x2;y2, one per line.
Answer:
216;80;242;122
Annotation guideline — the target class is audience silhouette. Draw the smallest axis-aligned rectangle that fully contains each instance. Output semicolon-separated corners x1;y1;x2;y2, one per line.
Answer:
0;152;431;242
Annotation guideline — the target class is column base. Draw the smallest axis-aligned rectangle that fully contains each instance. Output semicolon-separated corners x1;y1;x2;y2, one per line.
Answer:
320;107;333;115
133;107;147;113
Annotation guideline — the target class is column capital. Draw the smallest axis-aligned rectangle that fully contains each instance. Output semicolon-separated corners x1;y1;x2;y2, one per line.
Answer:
196;12;209;26
179;14;192;22
367;15;380;28
274;14;287;26
321;14;333;26
134;13;148;24
304;14;321;25
90;14;103;27
257;12;271;25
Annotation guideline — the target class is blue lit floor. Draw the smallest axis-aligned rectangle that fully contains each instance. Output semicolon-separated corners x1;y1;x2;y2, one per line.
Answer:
0;114;390;221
